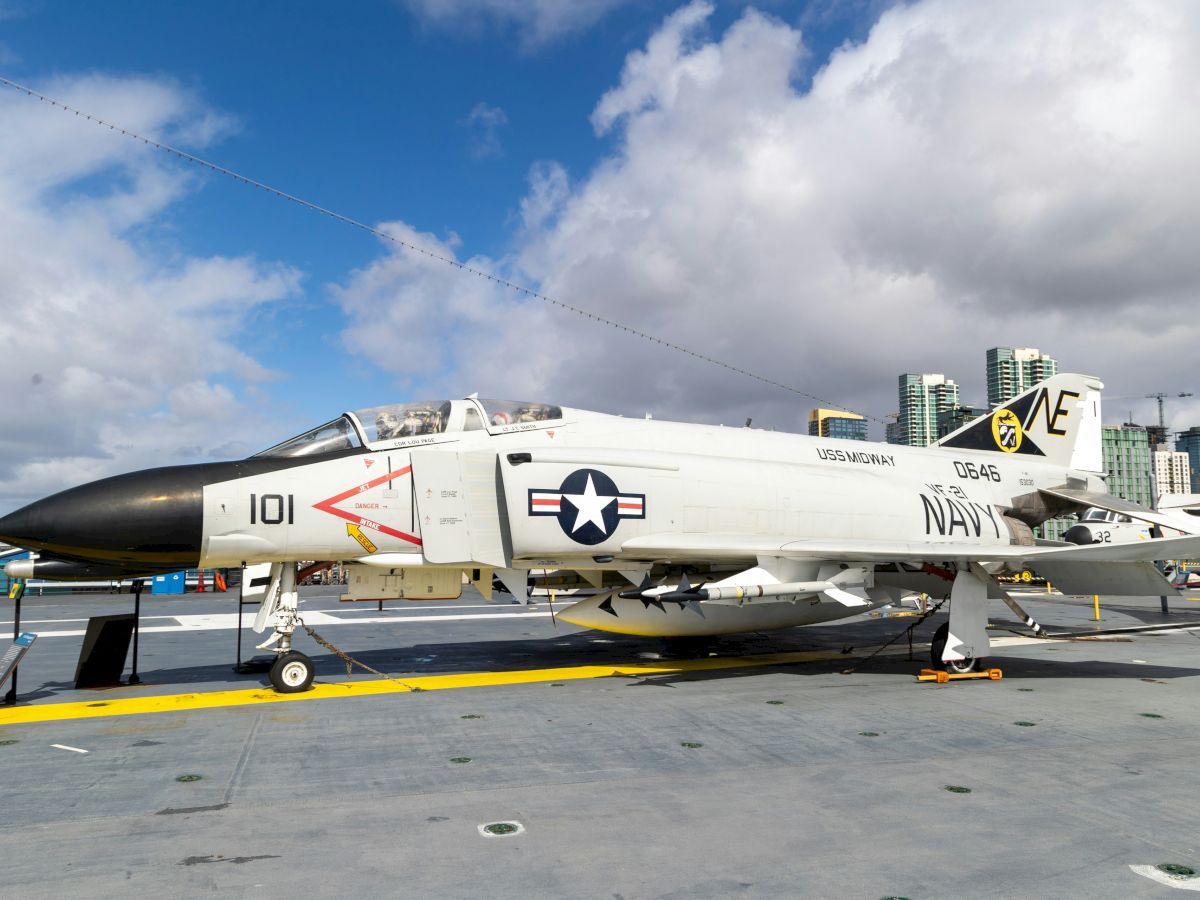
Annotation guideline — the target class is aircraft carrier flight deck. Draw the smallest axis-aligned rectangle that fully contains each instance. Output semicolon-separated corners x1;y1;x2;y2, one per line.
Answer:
1;586;1198;898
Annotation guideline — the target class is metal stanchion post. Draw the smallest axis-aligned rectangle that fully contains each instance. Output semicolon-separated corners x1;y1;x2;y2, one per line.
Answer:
235;565;245;672
233;564;272;674
127;579;143;685
4;583;23;705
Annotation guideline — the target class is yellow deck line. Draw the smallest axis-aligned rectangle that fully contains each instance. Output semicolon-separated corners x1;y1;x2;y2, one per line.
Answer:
0;647;896;726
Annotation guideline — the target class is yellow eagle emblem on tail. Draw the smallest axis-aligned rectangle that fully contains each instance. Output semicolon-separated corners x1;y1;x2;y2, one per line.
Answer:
990;408;1023;452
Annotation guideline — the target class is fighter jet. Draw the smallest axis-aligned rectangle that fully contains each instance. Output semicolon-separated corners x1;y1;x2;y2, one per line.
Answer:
2;374;1194;693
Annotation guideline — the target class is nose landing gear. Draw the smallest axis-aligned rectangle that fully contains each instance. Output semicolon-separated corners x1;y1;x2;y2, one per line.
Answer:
254;562;317;693
269;650;315;693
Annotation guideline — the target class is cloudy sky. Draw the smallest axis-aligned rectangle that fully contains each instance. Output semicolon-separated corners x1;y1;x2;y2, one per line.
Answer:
0;0;1198;511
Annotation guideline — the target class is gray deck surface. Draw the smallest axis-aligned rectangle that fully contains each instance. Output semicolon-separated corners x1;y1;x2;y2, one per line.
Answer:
1;586;1198;899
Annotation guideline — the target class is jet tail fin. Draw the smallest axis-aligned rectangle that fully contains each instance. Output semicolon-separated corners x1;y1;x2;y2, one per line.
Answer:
935;373;1104;473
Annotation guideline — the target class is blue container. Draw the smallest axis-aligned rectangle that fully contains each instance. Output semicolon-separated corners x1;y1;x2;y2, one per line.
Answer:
151;571;185;594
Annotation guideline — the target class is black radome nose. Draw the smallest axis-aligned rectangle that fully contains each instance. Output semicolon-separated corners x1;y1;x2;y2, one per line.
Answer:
0;464;216;568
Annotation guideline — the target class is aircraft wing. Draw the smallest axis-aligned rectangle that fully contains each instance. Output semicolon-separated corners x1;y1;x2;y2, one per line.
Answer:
619;532;1197;596
618;533;1037;563
621;531;1200;562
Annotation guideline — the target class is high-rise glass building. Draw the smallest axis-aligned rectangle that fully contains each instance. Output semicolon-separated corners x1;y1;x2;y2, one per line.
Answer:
1102;424;1153;507
896;374;959;447
1175;427;1200;493
807;408;868;441
986;347;1058;407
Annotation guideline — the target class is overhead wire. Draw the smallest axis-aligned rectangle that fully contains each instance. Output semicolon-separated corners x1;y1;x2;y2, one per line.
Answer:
0;73;881;422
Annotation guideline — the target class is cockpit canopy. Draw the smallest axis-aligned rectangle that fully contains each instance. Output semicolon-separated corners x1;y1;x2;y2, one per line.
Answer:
360;400;454;441
477;399;563;428
1079;507;1133;524
253;397;564;458
254;416;361;458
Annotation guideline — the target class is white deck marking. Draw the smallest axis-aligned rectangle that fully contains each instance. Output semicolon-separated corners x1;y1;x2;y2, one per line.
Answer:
50;744;88;754
0;609;555;639
8;603;532;628
988;636;1050;647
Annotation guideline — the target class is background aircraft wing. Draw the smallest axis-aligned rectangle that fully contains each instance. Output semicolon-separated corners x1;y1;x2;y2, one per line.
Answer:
1038;485;1191;533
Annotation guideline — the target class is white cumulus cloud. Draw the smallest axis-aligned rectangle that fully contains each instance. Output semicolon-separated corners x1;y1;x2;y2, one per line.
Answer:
332;222;554;401
0;74;301;510
8;0;1196;520
344;0;1200;436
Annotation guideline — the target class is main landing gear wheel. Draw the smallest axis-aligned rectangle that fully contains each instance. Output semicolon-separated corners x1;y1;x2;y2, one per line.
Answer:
269;651;315;693
930;622;981;674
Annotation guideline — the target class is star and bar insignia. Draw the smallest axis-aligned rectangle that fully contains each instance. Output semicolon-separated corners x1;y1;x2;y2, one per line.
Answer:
528;468;645;545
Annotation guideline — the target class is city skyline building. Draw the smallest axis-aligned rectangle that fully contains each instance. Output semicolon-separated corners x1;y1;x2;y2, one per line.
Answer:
884;416;902;445
1102;424;1153;507
937;404;988;439
1145;424;1169;452
1176;427;1200;493
1153;449;1192;498
986;347;1058;408
808;408;868;441
896;373;959;447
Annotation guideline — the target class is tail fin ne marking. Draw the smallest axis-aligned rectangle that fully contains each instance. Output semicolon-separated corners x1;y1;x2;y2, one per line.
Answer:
935;373;1104;472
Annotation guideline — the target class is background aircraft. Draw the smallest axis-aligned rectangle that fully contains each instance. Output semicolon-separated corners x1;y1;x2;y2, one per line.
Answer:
2;374;1195;692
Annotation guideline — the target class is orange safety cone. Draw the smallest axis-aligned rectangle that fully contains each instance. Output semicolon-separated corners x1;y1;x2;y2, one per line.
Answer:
214;571;227;592
197;568;206;592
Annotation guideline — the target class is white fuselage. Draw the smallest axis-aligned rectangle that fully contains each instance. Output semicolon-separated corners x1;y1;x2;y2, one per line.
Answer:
199;406;1092;576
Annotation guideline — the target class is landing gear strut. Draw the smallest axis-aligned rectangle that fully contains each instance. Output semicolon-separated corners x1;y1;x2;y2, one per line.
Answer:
254;562;316;693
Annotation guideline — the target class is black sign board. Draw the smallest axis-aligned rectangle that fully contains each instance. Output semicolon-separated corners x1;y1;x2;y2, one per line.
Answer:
0;632;36;690
75;614;136;689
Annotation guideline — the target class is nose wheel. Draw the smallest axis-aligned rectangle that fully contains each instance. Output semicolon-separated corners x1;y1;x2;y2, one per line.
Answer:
269;650;315;693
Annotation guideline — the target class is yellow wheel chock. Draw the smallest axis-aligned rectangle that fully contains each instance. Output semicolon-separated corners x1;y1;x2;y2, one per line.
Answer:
918;668;1003;683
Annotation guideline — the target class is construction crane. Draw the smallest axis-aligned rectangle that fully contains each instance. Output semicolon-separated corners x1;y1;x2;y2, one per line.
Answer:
1146;392;1194;430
